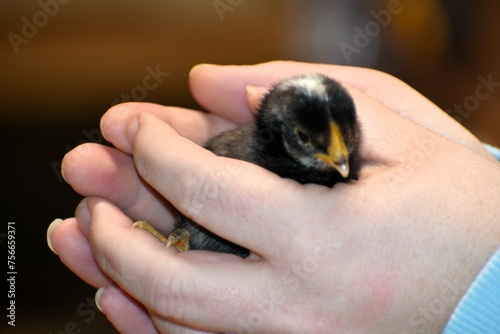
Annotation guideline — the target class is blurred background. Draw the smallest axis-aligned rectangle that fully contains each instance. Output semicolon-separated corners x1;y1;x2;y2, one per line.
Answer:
1;1;499;333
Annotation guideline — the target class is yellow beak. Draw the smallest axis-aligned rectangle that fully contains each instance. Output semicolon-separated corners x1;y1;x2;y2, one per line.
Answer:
314;122;350;178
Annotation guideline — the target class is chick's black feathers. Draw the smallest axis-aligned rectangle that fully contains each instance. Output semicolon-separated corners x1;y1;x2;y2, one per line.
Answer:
175;73;361;257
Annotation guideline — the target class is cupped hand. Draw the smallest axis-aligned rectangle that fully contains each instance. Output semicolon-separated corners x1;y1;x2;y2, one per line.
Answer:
48;61;500;333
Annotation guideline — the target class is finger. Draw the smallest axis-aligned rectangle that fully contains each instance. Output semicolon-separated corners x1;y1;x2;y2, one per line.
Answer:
86;197;265;333
243;81;489;170
191;61;491;158
100;102;237;154
128;111;306;252
48;217;110;288
127;97;450;251
202;69;434;163
95;285;159;334
190;61;448;126
62;143;176;230
127;107;434;251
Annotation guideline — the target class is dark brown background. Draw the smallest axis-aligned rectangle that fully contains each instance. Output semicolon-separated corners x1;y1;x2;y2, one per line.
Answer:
1;1;499;333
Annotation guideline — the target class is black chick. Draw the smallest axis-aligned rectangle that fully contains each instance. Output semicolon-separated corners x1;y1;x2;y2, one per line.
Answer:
134;73;361;258
173;73;360;257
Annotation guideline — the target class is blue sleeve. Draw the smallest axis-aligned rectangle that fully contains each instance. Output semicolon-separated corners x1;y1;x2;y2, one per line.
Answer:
442;248;500;333
484;143;500;161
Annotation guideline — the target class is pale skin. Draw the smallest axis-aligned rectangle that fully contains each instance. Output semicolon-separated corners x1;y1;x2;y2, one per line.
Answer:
47;61;500;333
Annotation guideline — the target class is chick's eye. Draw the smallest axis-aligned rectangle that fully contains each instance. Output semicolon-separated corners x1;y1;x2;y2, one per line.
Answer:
295;128;310;144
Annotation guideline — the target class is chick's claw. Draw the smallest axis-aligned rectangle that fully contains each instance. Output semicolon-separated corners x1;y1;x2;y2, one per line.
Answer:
166;229;190;251
132;220;190;252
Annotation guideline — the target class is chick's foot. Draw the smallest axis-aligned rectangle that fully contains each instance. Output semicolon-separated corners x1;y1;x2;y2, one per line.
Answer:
132;220;190;251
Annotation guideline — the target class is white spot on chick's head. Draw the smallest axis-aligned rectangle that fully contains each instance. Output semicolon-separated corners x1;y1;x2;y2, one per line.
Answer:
279;74;329;100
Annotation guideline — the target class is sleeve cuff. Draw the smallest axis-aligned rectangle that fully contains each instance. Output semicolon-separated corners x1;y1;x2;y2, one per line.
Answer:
442;248;500;333
483;143;500;161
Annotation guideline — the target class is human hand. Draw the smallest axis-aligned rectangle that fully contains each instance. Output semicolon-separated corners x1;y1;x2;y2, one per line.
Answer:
48;61;500;333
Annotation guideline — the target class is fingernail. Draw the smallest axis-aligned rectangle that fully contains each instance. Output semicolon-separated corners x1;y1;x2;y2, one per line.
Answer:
101;104;131;143
245;85;267;96
246;85;267;114
60;150;78;185
189;63;217;77
126;114;139;147
75;199;91;236
245;85;258;95
47;218;63;255
95;287;105;313
60;157;67;182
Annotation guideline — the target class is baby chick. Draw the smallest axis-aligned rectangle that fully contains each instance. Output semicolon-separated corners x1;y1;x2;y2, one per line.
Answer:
134;73;361;258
